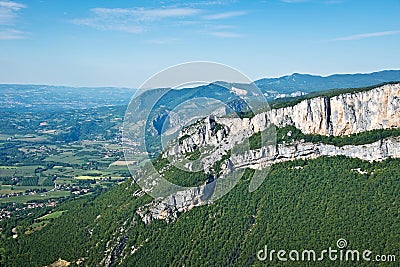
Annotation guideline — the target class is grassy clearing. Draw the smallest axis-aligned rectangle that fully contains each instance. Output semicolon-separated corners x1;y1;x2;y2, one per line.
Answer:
25;221;49;235
25;210;67;234
37;210;67;221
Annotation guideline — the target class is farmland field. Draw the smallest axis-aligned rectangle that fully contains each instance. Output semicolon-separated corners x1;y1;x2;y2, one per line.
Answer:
0;191;70;204
0;105;133;207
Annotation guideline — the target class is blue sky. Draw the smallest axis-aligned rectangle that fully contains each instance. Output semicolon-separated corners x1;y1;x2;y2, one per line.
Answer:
0;0;399;87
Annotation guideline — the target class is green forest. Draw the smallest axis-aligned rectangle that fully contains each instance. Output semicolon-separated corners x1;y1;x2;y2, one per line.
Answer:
1;156;398;266
1;82;399;266
246;125;400;150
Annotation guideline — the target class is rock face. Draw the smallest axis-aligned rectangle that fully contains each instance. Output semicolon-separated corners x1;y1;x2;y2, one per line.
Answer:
137;136;400;224
169;84;400;156
164;84;400;171
163;116;235;172
136;83;400;224
231;137;400;170
136;183;215;224
265;83;400;136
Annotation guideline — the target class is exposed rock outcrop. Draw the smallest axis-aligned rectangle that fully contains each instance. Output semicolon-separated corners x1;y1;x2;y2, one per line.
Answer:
231;137;400;170
138;135;400;224
167;83;400;163
136;182;215;224
265;83;400;136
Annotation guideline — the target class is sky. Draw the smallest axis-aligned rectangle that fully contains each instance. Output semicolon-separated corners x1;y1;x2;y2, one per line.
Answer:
0;0;399;87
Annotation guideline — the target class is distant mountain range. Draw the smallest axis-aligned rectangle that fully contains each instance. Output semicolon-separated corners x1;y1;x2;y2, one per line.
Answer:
255;69;400;99
1;70;399;111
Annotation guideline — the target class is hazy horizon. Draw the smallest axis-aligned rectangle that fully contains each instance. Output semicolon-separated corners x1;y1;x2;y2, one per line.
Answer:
1;68;399;89
0;0;399;87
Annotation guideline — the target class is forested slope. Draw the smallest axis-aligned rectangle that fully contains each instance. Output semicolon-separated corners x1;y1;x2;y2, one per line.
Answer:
1;156;399;266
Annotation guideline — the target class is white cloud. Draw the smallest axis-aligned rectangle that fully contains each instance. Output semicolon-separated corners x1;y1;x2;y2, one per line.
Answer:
147;38;179;44
203;11;247;20
0;1;26;25
91;7;201;21
0;1;25;10
209;31;242;38
72;5;249;38
72;17;144;33
323;0;344;4
331;30;400;41
167;0;238;7
72;7;202;33
281;0;309;3
0;1;26;40
0;28;25;39
213;24;235;29
281;0;342;3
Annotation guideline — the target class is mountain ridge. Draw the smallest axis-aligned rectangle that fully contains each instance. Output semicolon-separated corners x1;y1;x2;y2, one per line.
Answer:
2;70;400;112
255;69;400;96
2;73;400;267
0;80;400;266
127;82;400;224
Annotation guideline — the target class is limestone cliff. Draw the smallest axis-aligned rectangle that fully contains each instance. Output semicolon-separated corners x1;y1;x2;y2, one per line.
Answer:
264;83;400;136
231;137;400;170
136;83;400;224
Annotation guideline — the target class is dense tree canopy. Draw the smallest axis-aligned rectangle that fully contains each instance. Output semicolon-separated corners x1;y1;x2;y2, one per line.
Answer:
1;156;398;266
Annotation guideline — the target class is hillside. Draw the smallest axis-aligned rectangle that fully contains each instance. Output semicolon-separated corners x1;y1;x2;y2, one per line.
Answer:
1;157;399;266
1;81;399;266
